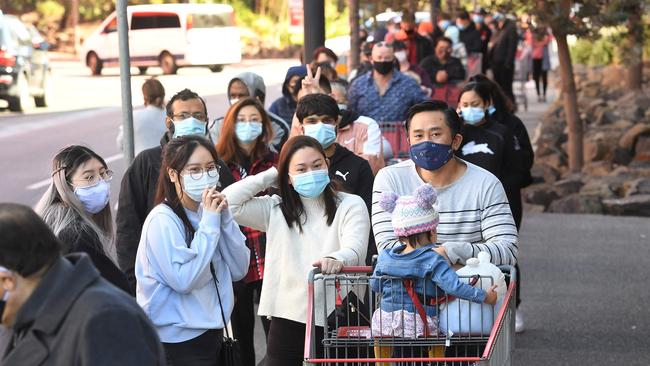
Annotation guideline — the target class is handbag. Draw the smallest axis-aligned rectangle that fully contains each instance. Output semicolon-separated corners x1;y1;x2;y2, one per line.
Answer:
209;263;242;366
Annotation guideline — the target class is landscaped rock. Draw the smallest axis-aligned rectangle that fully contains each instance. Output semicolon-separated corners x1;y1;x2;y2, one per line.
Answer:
618;124;650;150
547;194;604;214
553;176;584;196
582;161;613;177
634;135;650;161
602;195;650;216
623;178;650;196
530;163;561;183
580;179;617;199
523;183;559;207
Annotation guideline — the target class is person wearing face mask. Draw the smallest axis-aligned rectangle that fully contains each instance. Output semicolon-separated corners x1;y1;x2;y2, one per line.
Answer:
420;37;466;88
385;11;433;65
457;10;484;77
269;65;308;126
348;41;427;123
135;136;249;365
209;72;290;153
222;135;369;366
393;40;433;92
116;89;235;295
455;82;524;194
215;98;277;366
34;145;129;293
488;11;519;104
0;204;166;366
372;100;518;268
472;8;493;74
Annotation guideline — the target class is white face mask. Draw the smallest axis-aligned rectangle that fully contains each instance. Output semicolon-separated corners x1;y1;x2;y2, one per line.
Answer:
394;50;408;63
229;98;239;106
181;169;220;202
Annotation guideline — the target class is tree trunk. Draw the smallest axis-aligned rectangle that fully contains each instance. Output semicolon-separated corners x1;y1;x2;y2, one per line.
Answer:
554;31;583;173
626;4;643;90
349;0;361;71
408;0;417;13
430;0;441;24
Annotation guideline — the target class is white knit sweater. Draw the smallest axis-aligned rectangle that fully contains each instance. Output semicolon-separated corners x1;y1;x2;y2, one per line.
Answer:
222;167;370;326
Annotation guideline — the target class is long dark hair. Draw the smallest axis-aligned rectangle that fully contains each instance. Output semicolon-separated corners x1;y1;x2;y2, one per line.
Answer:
35;145;112;255
277;136;339;232
217;97;273;166
155;135;221;244
468;74;515;120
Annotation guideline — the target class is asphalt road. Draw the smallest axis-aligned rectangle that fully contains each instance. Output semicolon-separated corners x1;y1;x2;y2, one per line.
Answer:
0;58;293;207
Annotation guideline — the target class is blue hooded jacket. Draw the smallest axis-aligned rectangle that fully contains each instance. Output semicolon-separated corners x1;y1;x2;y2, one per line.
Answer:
269;65;307;125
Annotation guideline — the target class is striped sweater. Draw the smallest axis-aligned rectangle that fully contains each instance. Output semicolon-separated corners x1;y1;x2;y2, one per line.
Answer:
372;159;518;266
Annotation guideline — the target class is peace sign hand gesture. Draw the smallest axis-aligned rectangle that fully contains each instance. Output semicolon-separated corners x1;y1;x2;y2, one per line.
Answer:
302;65;323;95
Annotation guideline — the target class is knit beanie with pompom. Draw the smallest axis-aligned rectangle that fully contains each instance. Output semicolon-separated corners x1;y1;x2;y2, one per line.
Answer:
378;183;439;237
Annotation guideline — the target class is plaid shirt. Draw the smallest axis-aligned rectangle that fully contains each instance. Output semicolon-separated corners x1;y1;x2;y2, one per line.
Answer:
348;70;428;122
228;152;278;283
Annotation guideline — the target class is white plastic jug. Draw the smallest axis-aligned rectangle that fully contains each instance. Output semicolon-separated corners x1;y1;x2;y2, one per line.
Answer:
439;252;506;335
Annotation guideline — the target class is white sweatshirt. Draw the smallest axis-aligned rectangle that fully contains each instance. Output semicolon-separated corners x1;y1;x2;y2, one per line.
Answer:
372;159;518;266
222;167;370;326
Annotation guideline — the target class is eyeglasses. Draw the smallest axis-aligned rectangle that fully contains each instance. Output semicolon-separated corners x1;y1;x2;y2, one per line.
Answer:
172;112;207;121
72;170;114;186
181;165;220;180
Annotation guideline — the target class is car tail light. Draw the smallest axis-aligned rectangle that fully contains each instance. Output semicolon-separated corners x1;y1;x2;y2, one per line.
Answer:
0;48;16;67
186;14;193;30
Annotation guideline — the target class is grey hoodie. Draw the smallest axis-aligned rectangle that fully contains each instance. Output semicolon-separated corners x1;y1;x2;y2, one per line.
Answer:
209;72;289;152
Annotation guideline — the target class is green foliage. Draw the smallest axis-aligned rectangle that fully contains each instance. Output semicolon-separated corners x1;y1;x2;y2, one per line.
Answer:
36;0;65;21
570;36;617;66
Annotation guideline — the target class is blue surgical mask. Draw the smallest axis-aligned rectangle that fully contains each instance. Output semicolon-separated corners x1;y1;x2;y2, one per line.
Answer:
438;20;450;30
182;169;220;202
460;107;486;125
473;15;484;24
456;22;466;31
487;105;496;115
303;123;337;148
235;122;263;143
173;117;206;138
74;180;110;214
290;169;330;198
409;141;454;171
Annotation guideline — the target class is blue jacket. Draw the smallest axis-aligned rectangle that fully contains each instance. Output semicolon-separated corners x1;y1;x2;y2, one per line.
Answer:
370;244;486;317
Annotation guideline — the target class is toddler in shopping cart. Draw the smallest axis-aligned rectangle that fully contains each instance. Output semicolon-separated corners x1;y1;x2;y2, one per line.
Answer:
370;183;497;363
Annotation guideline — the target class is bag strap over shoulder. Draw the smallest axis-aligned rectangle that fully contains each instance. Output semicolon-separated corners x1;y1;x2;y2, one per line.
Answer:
209;263;232;340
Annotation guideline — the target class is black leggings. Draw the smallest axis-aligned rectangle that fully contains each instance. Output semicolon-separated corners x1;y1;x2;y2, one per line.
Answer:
163;329;222;366
265;317;324;366
231;281;271;366
532;58;548;97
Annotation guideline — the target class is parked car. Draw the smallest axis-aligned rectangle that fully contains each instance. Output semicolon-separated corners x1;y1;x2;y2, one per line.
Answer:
0;13;50;112
81;3;242;75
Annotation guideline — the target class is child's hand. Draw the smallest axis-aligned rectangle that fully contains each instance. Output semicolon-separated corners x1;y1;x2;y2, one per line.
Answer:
484;285;498;305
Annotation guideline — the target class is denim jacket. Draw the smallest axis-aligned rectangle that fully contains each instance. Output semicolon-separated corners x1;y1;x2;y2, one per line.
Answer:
370;243;486;317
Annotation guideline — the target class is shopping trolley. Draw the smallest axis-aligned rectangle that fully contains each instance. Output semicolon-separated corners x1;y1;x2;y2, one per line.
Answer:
514;44;532;112
304;265;517;365
378;121;409;166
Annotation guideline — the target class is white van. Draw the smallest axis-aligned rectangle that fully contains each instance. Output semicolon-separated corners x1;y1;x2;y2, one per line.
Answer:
81;3;241;75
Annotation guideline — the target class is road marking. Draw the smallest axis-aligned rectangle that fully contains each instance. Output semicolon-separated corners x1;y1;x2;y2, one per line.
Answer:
26;153;123;191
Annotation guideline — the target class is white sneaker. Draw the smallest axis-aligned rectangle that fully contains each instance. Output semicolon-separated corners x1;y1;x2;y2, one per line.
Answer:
515;311;525;333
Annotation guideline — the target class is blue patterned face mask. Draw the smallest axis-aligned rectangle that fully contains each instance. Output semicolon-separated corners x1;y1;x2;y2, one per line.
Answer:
409;141;453;171
173;117;206;138
290;169;330;198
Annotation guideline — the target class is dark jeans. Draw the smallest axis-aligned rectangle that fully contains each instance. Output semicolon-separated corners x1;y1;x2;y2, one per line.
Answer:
492;64;515;104
265;317;324;366
163;329;222;366
231;281;270;366
532;58;548;96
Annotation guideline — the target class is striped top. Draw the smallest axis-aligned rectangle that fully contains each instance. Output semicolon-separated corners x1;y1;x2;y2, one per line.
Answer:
372;159;518;266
